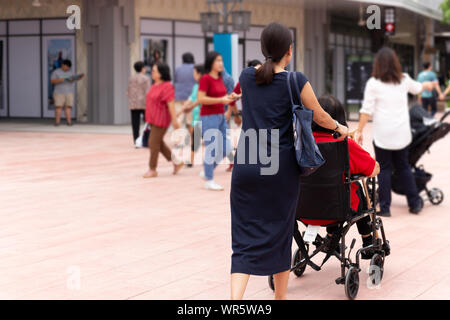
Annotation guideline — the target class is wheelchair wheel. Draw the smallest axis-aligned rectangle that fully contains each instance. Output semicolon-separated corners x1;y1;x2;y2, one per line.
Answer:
268;275;275;291
369;254;384;285
292;248;306;277
428;188;444;205
344;267;359;300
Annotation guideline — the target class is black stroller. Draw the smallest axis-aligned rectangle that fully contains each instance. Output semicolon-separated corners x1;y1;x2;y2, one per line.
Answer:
391;105;450;205
267;138;390;299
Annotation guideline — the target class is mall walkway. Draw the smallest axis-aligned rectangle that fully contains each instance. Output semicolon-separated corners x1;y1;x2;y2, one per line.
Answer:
0;117;449;300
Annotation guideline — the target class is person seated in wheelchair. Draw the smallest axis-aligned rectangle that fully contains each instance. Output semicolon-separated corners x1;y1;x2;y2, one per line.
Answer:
312;94;380;259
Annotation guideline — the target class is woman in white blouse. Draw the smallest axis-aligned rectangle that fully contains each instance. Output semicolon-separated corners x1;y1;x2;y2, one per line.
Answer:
355;47;435;217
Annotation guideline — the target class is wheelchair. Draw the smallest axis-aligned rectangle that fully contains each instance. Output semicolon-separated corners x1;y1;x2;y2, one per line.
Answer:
268;138;391;299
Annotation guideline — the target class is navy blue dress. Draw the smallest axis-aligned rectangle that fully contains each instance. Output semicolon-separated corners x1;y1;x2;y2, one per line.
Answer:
230;68;308;276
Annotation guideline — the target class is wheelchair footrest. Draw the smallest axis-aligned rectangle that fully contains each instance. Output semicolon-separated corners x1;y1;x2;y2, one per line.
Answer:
308;262;321;272
335;277;345;285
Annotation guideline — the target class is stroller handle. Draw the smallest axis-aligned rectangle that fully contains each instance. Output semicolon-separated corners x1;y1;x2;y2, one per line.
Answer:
440;110;450;123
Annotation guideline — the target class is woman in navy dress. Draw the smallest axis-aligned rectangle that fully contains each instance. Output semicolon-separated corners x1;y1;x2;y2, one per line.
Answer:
230;22;349;300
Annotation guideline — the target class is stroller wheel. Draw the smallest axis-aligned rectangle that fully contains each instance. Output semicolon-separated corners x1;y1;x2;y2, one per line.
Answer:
345;267;360;300
292;248;306;277
369;254;384;285
428;188;444;205
268;275;275;291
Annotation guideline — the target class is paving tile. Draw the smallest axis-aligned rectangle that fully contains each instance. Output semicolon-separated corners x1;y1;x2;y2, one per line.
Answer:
0;115;449;300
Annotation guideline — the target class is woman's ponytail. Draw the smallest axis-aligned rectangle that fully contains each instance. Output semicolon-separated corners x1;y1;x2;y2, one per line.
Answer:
255;58;275;85
255;22;293;86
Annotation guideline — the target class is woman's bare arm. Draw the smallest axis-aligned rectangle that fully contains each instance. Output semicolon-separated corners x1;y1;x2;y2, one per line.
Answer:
300;82;348;137
167;100;180;129
197;91;233;106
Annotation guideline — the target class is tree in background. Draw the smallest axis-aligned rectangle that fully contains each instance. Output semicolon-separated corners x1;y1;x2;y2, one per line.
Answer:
441;0;450;23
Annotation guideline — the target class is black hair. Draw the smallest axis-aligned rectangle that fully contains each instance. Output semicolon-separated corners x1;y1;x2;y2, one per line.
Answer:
312;95;348;134
255;22;293;85
247;59;262;67
194;64;205;75
204;51;222;75
62;59;72;68
423;61;431;70
134;61;145;73
154;62;171;82
182;52;195;64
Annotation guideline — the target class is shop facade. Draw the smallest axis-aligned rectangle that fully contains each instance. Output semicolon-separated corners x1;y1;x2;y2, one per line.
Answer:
0;0;446;124
0;0;305;124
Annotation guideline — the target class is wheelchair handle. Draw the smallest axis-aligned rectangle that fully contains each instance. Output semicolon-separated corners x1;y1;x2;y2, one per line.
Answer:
333;131;341;139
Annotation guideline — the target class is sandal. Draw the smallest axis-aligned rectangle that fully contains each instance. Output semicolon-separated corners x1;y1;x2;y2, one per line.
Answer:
173;163;184;175
143;171;158;178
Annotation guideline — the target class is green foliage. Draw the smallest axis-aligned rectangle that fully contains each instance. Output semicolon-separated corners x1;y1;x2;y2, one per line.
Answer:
441;0;450;23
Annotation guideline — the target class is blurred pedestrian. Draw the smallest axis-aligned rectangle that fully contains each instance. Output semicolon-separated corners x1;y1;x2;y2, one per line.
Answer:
174;52;196;127
417;61;444;116
226;60;262;125
143;62;183;178
225;60;262;172
197;51;237;190
442;83;450;98
179;64;205;167
355;47;436;216
127;61;151;145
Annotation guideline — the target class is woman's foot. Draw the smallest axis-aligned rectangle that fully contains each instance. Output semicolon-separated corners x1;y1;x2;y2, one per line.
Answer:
226;164;234;172
409;199;424;214
173;163;184;175
204;180;224;191
143;170;158;178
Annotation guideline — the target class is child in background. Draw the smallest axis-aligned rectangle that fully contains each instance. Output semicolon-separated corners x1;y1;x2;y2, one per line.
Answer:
180;64;205;167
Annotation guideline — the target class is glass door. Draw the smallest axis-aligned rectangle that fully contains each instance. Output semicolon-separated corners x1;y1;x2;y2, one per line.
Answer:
42;35;76;119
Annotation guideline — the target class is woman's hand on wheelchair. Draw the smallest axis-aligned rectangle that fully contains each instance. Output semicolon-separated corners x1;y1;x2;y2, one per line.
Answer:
336;123;349;138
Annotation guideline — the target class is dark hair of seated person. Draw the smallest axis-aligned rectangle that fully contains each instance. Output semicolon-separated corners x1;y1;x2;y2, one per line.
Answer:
312;94;348;134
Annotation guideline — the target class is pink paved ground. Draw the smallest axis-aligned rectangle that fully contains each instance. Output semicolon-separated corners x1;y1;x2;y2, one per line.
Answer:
0;117;449;300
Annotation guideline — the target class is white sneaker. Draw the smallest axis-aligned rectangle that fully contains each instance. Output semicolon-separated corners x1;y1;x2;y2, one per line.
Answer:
199;170;207;180
204;180;224;191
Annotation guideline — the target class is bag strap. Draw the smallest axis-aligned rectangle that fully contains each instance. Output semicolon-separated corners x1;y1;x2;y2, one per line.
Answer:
286;71;304;110
291;72;303;108
286;71;295;107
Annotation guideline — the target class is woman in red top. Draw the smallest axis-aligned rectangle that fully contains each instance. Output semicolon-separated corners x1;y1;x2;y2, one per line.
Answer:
312;95;380;259
197;51;239;191
143;62;183;178
225;59;262;126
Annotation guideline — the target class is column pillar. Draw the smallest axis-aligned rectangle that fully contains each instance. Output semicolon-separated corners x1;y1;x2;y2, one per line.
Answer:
83;0;135;124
